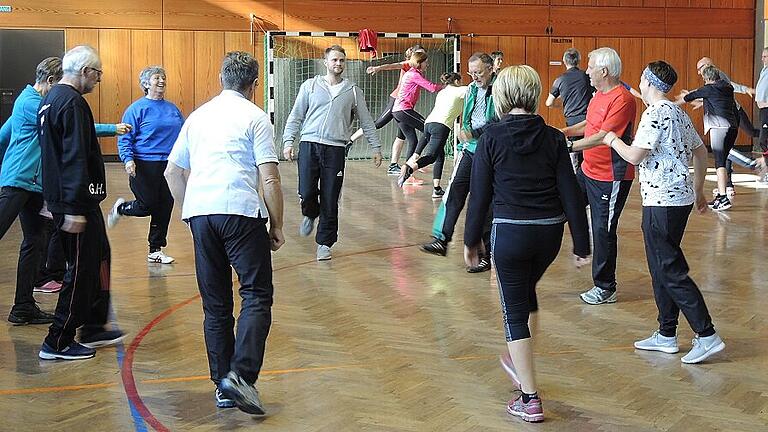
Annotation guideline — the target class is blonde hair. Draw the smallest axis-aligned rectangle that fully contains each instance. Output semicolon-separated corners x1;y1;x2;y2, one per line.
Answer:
492;65;541;117
408;51;428;69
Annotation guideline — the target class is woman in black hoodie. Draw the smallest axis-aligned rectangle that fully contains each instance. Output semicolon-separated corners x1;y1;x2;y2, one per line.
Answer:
464;65;591;423
678;65;738;211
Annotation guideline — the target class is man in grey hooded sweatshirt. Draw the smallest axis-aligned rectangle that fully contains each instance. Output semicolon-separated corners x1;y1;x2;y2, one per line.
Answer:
283;44;382;261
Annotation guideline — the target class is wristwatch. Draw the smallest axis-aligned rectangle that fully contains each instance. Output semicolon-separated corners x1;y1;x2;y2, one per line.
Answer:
566;139;574;152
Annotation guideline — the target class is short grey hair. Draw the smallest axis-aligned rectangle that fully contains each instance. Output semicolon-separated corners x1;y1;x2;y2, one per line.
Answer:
62;45;100;75
563;48;580;68
468;52;494;67
588;47;622;78
139;66;166;94
221;51;259;92
36;57;63;84
701;65;721;82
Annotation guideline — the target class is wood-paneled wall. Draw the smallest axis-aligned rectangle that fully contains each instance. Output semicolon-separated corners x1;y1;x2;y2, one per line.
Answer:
464;35;756;144
3;0;754;37
62;29;264;155
3;0;758;153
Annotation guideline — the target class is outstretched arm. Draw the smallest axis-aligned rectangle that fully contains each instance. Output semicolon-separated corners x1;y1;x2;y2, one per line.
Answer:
367;61;407;75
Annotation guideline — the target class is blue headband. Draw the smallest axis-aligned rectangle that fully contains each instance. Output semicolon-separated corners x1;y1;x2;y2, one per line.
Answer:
643;67;672;94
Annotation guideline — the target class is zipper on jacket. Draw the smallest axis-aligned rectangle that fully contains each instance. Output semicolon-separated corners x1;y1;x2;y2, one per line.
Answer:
32;159;42;185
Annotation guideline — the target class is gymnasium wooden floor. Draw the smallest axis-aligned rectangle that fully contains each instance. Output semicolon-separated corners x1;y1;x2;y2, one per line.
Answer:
1;161;767;431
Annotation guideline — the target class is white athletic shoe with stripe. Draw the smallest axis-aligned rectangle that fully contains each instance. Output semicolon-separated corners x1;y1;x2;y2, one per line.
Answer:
148;251;175;264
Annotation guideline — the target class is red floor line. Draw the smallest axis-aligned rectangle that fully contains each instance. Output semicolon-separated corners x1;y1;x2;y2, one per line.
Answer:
120;295;200;432
119;244;422;431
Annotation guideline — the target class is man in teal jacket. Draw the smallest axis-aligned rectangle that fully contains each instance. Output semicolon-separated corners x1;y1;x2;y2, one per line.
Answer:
0;57;129;323
421;53;497;272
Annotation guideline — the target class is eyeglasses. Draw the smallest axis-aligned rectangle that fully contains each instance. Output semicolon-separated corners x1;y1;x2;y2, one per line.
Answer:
86;66;103;77
466;69;488;78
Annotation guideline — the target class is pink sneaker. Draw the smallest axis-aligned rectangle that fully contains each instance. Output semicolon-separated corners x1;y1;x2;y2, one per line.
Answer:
507;394;544;423
34;281;62;294
499;351;521;390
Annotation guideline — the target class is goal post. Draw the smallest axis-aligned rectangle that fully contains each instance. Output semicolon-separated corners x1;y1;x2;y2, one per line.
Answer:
265;31;461;160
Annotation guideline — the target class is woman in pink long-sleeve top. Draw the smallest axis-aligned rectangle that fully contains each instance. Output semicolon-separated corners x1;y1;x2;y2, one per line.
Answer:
392;51;444;161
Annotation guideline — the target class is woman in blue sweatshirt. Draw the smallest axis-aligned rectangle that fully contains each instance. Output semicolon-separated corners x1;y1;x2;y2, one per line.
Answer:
464;66;590;423
109;66;184;264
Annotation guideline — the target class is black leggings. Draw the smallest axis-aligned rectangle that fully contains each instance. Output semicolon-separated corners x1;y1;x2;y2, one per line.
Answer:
374;97;405;140
393;109;425;161
119;160;174;250
414;122;449;181
759;107;768;153
491;222;564;341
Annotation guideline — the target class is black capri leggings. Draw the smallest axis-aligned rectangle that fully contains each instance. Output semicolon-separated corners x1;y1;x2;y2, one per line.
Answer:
393;109;425;161
709;127;738;169
375;97;405;140
414;122;450;181
491;222;564;341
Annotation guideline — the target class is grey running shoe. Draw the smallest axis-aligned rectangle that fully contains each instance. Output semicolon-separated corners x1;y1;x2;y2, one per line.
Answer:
681;333;725;364
316;244;332;261
634;331;679;354
299;216;316;237
579;286;617;305
387;163;401;175
219;371;266;415
507;394;544;423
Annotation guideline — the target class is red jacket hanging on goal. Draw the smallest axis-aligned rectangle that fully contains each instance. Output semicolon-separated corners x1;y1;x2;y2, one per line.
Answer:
358;29;377;58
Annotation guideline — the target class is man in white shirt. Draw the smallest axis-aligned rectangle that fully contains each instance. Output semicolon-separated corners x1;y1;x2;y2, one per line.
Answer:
282;44;382;261
165;51;284;415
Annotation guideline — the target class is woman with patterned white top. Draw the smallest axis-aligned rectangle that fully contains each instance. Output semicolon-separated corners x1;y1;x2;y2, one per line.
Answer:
605;61;725;365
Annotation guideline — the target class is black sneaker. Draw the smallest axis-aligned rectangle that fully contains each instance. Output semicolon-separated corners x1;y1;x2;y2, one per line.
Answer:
79;329;125;348
39;341;96;360
386;163;401;175
420;237;448;256
432;186;445;199
8;304;55;325
710;195;732;211
215;387;236;408
220;371;266;415
467;256;491;273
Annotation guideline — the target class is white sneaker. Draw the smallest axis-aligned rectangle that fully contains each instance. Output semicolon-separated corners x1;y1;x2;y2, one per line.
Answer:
316;245;332;261
634;331;679;353
107;198;125;228
726;186;735;199
681;333;725;364
148;250;175;264
299;216;316;237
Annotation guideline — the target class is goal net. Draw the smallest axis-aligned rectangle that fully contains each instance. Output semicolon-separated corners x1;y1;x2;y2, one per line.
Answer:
265;31;460;160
